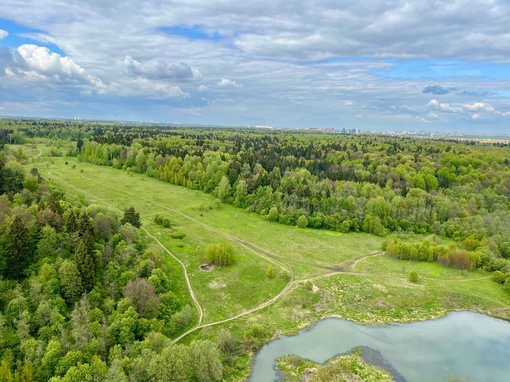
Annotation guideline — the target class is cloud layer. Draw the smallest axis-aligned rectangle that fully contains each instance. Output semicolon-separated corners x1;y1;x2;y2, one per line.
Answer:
0;0;509;131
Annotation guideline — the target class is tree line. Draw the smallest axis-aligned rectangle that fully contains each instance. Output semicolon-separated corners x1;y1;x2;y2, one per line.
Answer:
51;123;510;259
0;145;236;381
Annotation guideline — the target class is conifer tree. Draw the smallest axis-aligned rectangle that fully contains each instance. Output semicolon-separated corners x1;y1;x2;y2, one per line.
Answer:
59;260;83;304
4;215;32;279
78;212;95;254
75;240;95;292
65;209;78;233
121;206;141;228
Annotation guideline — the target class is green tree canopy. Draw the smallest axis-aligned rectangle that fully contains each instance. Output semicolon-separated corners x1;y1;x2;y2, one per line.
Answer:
121;206;141;228
3;215;32;279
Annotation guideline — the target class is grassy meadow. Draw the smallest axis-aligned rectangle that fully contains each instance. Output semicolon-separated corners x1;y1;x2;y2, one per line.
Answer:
32;153;382;322
27;147;510;318
19;144;510;379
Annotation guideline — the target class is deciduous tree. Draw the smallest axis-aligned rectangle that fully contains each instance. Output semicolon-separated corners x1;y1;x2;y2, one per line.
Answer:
123;278;161;318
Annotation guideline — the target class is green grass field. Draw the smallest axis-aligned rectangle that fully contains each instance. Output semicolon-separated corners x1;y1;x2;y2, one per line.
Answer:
14;143;510;380
18;145;510;379
29;152;383;324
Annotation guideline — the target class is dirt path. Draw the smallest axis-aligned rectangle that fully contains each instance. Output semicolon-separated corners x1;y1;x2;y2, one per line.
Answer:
77;173;291;270
47;166;299;343
142;228;203;325
171;278;298;344
47;170;205;324
31;147;43;160
345;251;385;271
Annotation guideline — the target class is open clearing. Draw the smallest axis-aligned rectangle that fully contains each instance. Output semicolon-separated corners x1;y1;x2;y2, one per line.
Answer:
26;148;510;349
38;154;382;324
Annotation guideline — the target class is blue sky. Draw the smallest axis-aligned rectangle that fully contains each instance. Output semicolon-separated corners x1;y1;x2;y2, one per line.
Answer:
1;1;510;133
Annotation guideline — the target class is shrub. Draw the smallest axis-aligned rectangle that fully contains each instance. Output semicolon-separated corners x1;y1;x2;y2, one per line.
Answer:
408;270;419;283
206;243;234;266
267;207;279;222
297;215;308;228
154;215;172;228
169;231;185;239
493;271;505;284
266;265;275;279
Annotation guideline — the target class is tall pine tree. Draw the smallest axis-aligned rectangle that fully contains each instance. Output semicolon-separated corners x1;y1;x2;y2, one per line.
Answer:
121;207;141;228
78;212;95;254
4;215;32;279
73;212;96;293
75;239;95;293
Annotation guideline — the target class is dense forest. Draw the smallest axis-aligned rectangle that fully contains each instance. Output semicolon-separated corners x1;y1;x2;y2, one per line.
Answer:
9;119;510;249
0;129;237;381
1;118;510;380
4;119;510;259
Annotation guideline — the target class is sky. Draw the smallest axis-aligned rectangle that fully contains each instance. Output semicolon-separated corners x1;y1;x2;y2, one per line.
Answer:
1;1;510;133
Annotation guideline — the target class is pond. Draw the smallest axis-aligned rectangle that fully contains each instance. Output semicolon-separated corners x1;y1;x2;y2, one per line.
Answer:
249;312;510;382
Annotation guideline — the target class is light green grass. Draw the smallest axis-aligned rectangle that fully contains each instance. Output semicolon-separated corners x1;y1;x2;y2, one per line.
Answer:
22;147;510;381
41;156;383;324
36;154;510;327
355;253;490;280
46;156;383;279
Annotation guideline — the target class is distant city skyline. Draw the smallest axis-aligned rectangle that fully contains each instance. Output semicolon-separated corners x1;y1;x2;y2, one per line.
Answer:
1;1;510;133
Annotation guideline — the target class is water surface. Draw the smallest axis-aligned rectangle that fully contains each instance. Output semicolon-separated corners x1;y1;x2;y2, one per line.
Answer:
250;312;510;382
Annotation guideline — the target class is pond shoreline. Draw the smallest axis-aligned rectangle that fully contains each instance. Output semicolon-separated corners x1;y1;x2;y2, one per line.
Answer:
249;310;510;382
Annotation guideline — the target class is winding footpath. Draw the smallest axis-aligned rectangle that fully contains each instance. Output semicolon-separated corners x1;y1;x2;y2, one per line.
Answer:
47;170;203;326
46;166;299;343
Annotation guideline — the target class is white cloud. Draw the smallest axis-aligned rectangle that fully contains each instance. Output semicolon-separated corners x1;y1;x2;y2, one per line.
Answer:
426;99;459;113
198;85;209;91
217;78;240;87
122;56;200;81
428;99;499;115
426;98;510;123
462;102;494;113
18;32;57;45
108;77;190;99
0;29;8;40
0;44;105;94
17;44;103;87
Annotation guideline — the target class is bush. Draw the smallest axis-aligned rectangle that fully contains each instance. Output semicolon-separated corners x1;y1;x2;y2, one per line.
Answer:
169;231;185;239
154;215;172;228
266;265;275;279
493;271;506;284
408;270;419;283
206;243;234;266
267;207;279;222
297;215;308;228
